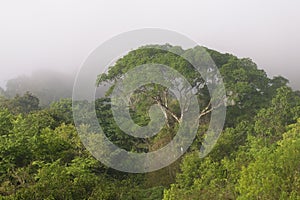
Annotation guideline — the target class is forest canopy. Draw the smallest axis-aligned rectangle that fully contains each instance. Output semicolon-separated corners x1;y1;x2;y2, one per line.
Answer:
0;45;299;199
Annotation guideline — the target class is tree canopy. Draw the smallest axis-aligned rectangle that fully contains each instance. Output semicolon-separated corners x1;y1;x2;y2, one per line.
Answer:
1;45;299;199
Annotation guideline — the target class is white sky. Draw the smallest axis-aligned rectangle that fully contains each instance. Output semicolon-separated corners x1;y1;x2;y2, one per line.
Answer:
0;0;299;88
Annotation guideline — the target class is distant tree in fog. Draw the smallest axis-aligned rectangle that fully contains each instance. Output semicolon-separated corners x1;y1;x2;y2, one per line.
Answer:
0;87;5;97
4;70;74;106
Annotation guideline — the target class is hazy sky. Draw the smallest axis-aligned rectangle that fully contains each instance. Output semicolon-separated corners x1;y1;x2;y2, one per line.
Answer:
0;0;299;88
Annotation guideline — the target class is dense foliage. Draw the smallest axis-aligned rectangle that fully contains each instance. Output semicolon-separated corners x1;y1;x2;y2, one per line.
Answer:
1;45;299;199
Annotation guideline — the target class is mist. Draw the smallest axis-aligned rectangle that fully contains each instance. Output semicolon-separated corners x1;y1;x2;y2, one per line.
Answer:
0;0;299;91
2;69;75;105
0;68;109;106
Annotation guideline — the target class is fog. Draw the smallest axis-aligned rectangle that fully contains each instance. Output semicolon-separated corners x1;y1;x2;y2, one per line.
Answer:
0;0;299;90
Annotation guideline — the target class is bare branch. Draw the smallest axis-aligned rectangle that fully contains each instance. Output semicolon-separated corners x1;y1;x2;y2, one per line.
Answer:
152;96;181;123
